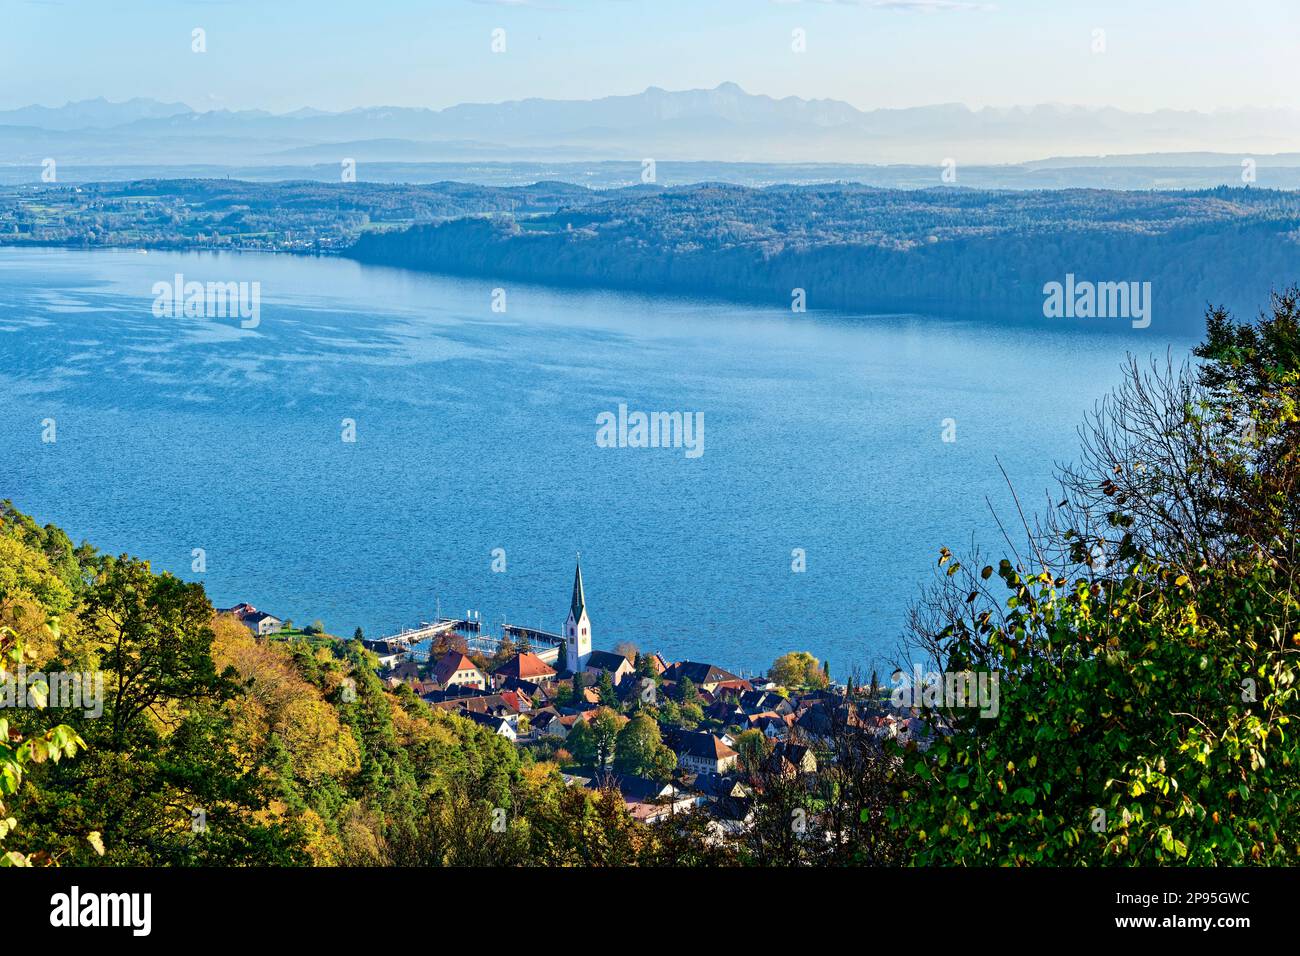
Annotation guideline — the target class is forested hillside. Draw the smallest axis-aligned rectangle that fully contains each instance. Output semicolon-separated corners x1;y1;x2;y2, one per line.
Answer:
0;504;728;866
0;178;607;251
350;184;1300;328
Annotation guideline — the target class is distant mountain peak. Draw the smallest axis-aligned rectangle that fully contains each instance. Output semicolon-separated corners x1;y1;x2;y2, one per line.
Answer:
0;96;193;130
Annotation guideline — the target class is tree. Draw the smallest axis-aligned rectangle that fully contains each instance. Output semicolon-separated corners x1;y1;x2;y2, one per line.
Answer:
596;671;618;708
20;555;308;865
613;713;676;780
569;708;620;768
675;677;701;706
0;626;86;866
679;702;704;729
732;729;771;776
635;652;659;680
553;681;576;707
658;698;682;727
768;651;829;691
896;298;1300;865
490;635;517;669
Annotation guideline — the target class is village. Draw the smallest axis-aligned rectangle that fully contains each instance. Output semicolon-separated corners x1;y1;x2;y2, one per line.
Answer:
220;559;930;831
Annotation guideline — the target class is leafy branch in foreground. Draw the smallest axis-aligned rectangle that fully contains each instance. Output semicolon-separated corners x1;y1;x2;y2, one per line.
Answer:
0;624;86;867
896;289;1300;864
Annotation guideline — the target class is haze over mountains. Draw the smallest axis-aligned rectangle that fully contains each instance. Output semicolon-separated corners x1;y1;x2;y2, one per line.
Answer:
5;83;1300;170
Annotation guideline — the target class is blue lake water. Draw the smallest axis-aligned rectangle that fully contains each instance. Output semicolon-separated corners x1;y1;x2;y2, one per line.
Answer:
0;247;1196;675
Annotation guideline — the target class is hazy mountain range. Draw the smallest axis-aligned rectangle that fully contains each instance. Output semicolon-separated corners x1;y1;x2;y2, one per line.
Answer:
4;84;1300;168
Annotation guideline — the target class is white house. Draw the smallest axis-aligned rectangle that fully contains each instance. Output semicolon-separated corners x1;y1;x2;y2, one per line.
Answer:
675;732;739;775
431;651;487;691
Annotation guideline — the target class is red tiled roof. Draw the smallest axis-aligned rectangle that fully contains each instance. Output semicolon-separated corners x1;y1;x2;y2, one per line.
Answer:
432;651;481;685
494;651;557;681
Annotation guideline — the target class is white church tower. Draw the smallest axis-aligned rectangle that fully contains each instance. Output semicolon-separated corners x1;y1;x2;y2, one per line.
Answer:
564;557;592;674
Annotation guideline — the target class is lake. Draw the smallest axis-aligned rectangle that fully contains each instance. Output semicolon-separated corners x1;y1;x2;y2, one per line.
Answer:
0;246;1195;676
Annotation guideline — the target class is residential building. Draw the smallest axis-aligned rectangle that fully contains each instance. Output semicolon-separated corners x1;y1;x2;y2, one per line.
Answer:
584;650;634;686
430;650;487;691
675;731;739;775
662;660;744;694
492;651;557;687
218;603;283;637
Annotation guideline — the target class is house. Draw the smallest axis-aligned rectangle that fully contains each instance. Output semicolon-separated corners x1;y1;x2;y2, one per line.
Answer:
498;689;530;715
461;709;517;741
584;650;635;686
772;741;817;775
218;604;283;637
712;678;755;696
610;775;676;804
420;683;491;706
748;712;793;741
686;773;752;822
492;651;557;687
430;650;487;691
704;698;744;725
530;708;569;740
792;699;867;746
739;690;793;716
434;693;523;727
382;660;422;686
361;639;405;668
496;675;552;703
675;731;739;775
691;773;751;802
599;775;703;824
662;661;744;694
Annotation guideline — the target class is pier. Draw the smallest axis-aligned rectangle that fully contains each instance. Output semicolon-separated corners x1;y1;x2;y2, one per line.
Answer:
377;617;564;667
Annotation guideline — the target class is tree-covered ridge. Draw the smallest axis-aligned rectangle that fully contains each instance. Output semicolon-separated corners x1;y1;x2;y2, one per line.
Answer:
0;178;606;252
0;502;694;865
6;177;1299;325
351;184;1300;326
3;501;809;866
547;183;1300;249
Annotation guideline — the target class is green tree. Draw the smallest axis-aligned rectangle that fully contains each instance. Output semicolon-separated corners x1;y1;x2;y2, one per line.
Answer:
0;626;86;866
596;671;618;708
768;651;829;691
895;298;1300;865
675;677;701;706
24;557;306;865
635;653;660;680
613;713;676;780
569;708;620;768
733;729;771;776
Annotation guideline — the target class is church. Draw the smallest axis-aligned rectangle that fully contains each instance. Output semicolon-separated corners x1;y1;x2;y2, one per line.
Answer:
563;558;592;674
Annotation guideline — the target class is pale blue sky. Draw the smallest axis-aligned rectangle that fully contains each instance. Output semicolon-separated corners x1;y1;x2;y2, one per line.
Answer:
3;0;1298;113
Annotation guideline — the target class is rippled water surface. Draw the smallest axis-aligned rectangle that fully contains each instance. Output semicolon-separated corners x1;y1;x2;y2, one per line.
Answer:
0;247;1194;674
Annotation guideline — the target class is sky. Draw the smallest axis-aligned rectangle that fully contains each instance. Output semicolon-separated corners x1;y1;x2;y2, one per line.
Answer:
2;0;1299;114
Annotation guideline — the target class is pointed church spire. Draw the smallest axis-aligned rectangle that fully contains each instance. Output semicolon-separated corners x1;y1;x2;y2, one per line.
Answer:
570;555;586;622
